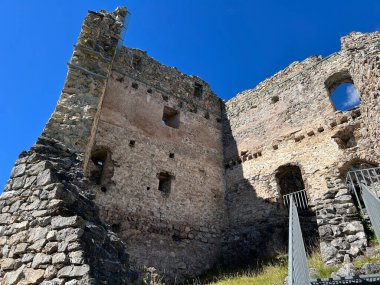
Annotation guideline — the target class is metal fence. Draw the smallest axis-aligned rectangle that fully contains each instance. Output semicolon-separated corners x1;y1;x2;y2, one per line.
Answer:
311;274;380;284
283;189;309;210
288;195;311;285
346;167;380;214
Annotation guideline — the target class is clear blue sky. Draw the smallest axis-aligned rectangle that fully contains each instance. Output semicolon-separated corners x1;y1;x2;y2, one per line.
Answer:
0;0;379;190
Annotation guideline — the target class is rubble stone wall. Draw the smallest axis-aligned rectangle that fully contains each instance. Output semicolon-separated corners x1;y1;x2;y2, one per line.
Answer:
42;8;127;168
2;5;380;284
86;47;226;281
0;137;134;285
222;32;380;265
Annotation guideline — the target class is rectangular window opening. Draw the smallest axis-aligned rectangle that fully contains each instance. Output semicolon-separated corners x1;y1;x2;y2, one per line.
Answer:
162;106;180;128
158;172;172;195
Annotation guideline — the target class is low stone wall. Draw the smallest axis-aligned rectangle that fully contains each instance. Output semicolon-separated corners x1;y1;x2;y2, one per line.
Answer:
316;175;366;265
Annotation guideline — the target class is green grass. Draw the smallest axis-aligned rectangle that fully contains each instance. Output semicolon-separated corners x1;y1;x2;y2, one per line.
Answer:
187;250;339;285
352;249;380;268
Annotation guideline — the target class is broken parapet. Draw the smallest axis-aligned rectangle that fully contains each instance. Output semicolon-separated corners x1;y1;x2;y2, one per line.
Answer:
42;7;128;169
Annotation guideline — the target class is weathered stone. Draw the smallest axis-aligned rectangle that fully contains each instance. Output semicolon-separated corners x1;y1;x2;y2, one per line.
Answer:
57;265;90;278
56;228;84;242
10;164;26;178
343;221;364;235
21;253;35;263
29;239;47;252
44;242;58;254
320;242;338;263
361;263;380;275
24;268;45;284
68;251;84;265
44;265;57;280
0;258;15;270
51;216;85;230
36;169;54;187
32;253;52;269
52;253;67;265
332;263;357;277
40;278;64;285
13;243;28;255
3;265;25;285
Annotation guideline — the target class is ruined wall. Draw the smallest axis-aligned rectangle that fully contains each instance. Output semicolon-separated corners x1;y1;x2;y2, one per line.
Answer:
0;8;137;285
0;137;135;285
42;7;127;168
343;32;380;156
86;48;226;281
2;5;380;284
222;35;380;265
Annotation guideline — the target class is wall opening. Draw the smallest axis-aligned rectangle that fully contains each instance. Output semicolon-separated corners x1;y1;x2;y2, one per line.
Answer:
194;83;204;98
276;165;305;197
271;96;279;104
158;172;172;196
275;164;318;251
90;149;109;185
162;106;180;128
332;126;357;149
325;71;360;111
88;147;114;190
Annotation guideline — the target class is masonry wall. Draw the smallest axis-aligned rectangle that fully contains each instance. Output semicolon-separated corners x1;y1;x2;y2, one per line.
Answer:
86;47;226;281
0;8;137;285
2;5;380;284
222;34;380;265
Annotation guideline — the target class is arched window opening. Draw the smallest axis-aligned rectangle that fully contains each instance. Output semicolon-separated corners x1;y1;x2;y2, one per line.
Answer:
276;165;305;197
325;71;360;111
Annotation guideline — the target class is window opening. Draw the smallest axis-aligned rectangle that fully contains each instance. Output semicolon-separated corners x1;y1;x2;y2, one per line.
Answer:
162;106;180;128
158;172;172;196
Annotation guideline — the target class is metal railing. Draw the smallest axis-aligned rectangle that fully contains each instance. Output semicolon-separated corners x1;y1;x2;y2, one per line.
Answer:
360;183;380;243
288;195;311;285
283;189;309;210
346;167;380;215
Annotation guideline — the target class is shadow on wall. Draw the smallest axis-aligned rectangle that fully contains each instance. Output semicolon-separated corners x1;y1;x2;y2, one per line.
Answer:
220;106;318;267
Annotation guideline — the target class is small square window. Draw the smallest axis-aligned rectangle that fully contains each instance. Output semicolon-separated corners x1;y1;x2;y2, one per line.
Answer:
162;106;180;129
158;172;172;196
194;83;204;98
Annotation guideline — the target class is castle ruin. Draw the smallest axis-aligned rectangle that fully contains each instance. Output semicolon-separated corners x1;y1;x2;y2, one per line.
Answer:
1;7;380;284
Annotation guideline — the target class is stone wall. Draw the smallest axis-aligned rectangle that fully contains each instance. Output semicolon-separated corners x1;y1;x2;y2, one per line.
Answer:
2;5;380;284
222;33;380;265
86;47;226;282
42;7;127;168
0;137;135;285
